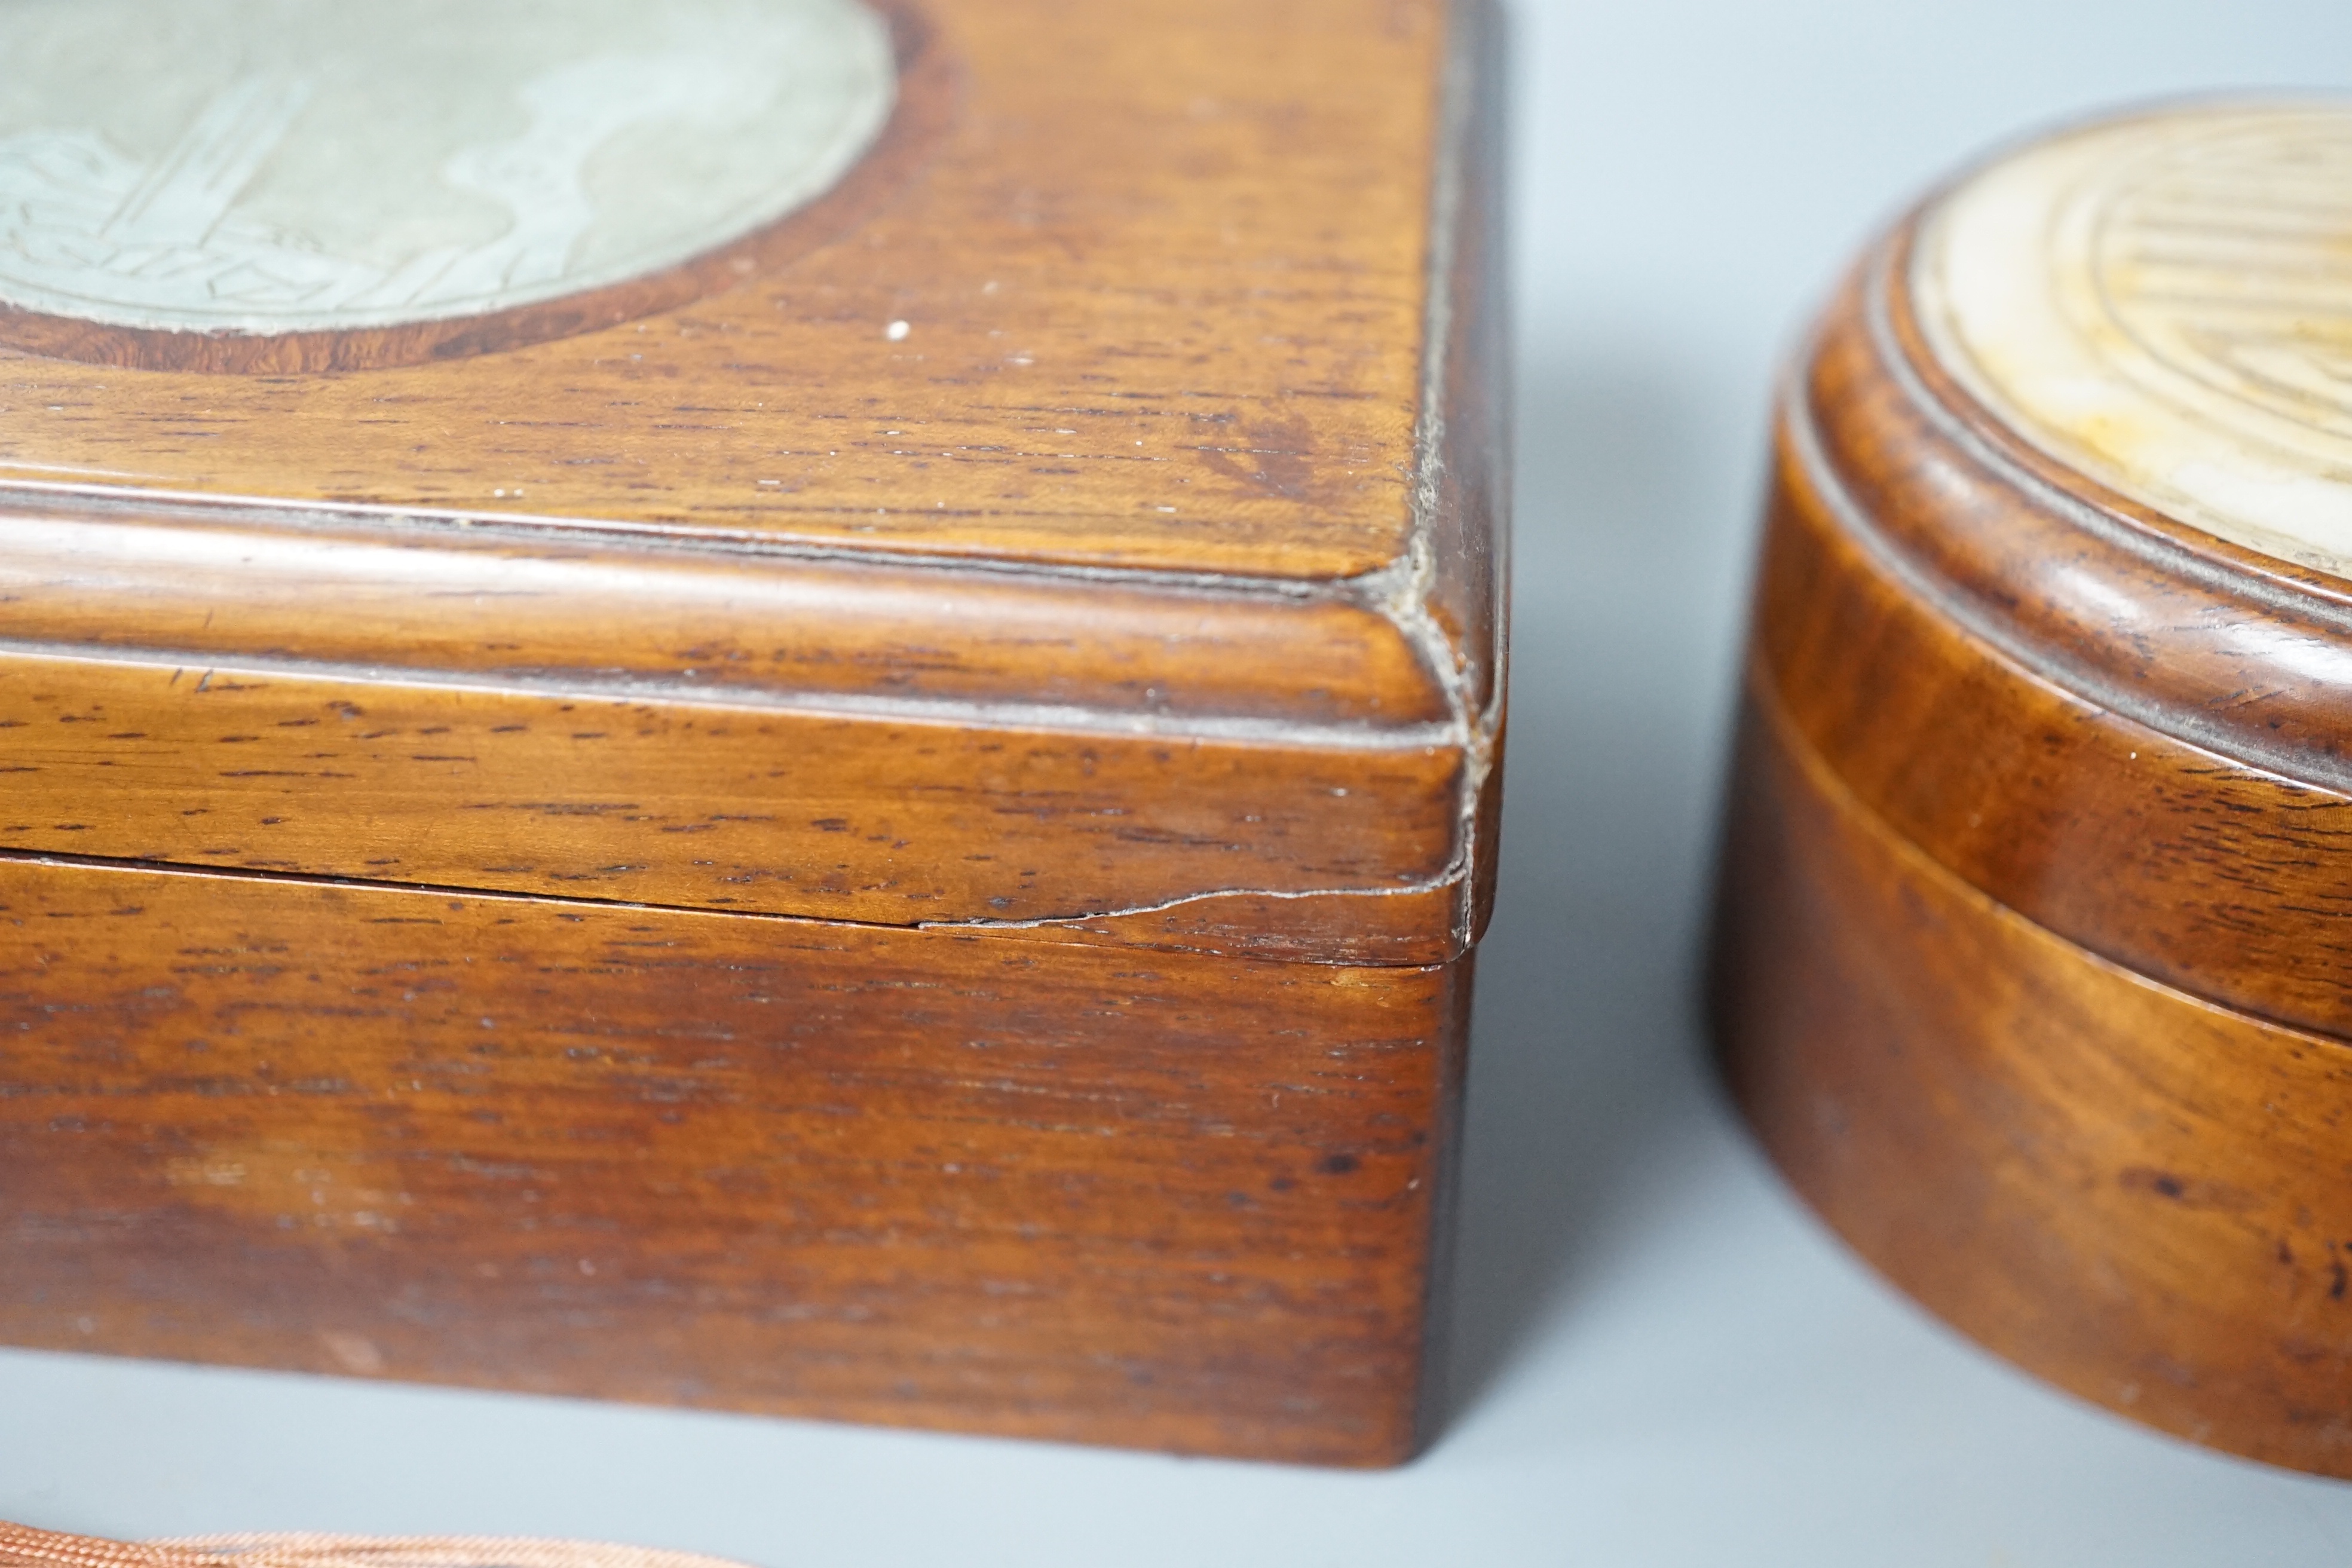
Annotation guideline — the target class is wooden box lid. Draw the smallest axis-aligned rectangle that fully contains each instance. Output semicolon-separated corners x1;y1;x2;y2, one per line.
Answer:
1758;98;2352;1040
0;0;1507;966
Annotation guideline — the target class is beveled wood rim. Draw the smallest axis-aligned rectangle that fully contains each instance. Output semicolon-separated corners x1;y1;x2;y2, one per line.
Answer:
1760;393;2352;1040
0;2;956;376
1793;222;2352;800
1767;232;2352;1041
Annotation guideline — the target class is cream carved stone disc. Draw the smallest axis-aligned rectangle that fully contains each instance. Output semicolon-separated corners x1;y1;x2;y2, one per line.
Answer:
1914;101;2352;578
0;0;895;335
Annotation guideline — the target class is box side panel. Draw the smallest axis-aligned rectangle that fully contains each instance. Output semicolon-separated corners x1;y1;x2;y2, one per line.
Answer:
1713;675;2352;1478
0;650;1464;945
0;857;1468;1465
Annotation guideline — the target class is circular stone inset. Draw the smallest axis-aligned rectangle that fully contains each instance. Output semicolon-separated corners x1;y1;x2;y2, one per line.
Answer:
1914;101;2352;579
0;0;895;336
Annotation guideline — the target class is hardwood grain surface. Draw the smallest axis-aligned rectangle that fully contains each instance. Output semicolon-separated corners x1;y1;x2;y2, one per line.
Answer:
0;0;1509;966
0;504;1455;727
1715;676;2352;1478
1716;111;2352;1478
0;0;1451;583
1754;241;2352;1040
0;0;1509;1463
0;853;1469;1465
0;644;1466;939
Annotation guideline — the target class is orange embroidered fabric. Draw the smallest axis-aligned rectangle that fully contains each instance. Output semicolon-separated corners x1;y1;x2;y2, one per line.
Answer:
0;1525;756;1568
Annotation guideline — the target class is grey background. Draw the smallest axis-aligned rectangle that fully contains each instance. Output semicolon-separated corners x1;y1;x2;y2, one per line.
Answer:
9;1;2352;1560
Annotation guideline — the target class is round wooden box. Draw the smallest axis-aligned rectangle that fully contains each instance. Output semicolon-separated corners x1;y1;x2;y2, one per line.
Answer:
1713;100;2352;1477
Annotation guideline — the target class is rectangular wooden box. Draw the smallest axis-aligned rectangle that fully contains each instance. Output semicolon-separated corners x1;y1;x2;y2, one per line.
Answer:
0;0;1506;1466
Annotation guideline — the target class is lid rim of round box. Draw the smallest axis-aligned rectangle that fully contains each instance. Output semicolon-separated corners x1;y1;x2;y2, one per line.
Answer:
1759;96;2352;1044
